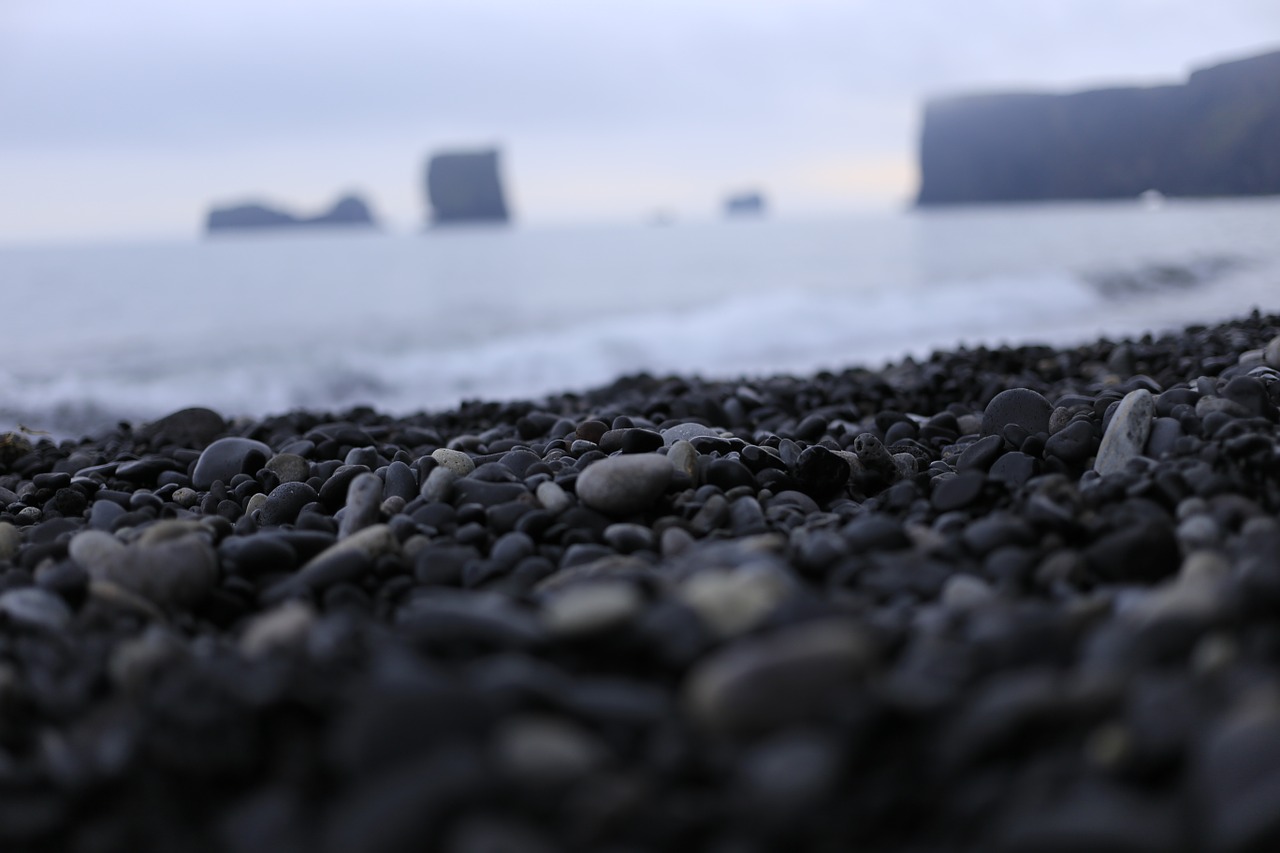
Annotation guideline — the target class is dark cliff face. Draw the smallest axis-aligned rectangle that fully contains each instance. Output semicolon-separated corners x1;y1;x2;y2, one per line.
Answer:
916;49;1280;206
424;150;510;225
206;194;377;232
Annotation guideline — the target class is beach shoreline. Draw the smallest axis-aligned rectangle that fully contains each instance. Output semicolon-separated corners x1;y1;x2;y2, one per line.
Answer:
3;310;1280;850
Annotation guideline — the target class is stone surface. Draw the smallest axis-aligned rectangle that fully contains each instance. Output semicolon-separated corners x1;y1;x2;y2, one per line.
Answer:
574;454;672;516
1094;388;1156;475
981;388;1053;441
192;437;274;489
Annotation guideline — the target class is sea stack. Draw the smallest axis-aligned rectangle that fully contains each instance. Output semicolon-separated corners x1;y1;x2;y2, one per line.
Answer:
424;149;511;225
724;191;767;218
205;193;377;233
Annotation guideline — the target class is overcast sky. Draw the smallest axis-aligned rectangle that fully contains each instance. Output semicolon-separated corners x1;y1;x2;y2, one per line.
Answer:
2;0;1278;242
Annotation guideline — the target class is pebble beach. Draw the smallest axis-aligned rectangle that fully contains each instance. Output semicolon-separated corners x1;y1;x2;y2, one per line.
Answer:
4;311;1280;851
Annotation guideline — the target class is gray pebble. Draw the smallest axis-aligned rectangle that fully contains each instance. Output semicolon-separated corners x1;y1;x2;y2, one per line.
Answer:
420;466;458;502
1266;335;1280;369
661;422;720;445
71;529;217;608
0;521;20;561
1094;389;1155;475
239;600;316;658
0;587;72;632
191;436;273;489
265;453;310;484
684;620;871;734
535;480;571;515
981;388;1052;441
679;565;791;638
338;472;383;538
941;574;995;610
431;448;475;477
493;715;608;785
541;581;643;637
575;454;673;516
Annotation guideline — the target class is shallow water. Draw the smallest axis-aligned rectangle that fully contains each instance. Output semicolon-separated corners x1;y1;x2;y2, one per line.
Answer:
3;197;1279;436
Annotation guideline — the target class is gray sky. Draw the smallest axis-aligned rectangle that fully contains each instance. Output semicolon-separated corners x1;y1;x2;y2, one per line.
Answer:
2;0;1278;242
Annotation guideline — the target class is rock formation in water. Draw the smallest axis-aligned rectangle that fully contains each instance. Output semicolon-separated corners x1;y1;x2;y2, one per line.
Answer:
424;149;511;225
724;191;767;217
916;48;1280;206
205;194;377;233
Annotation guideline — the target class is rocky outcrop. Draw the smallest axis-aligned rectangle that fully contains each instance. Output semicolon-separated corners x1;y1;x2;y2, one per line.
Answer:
424;149;511;225
916;48;1280;206
724;191;767;217
205;194;377;233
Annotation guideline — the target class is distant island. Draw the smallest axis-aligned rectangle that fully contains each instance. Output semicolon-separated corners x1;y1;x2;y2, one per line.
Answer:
206;194;377;233
916;48;1280;206
424;149;510;225
724;191;767;218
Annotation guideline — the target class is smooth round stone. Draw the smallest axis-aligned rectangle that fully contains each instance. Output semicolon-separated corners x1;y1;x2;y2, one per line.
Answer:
795;444;852;498
492;715;607;785
1094;389;1155;475
338;472;383;538
1043;419;1095;465
684;620;872;734
431;448;475;477
603;522;655;553
1176;514;1222;550
258;482;320;526
957;434;1004;472
1265;335;1280;369
1145;417;1184;459
931;471;986;511
0;587;72;632
0;521;20;561
534;481;571;515
941;574;994;610
171;487;199;509
541;581;643;637
138;406;226;447
662;423;720;445
239;600;316;657
421;466;458;502
666;440;699;479
244;493;268;515
981;388;1052;441
678;566;791;638
575;454;672;516
74;530;217;608
265;453;310;484
192;437;273;489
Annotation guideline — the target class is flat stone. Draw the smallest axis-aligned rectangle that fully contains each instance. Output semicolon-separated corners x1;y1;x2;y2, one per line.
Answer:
661;423;720;445
981;388;1052;441
431;448;475;477
265;453;310;484
678;565;791;638
240;600;316;657
1094;389;1155;475
192;437;273;489
684;620;872;734
0;521;20;561
534;480;571;515
0;587;72;632
574;454;672;516
541;581;643;637
138;406;226;447
338;472;383;538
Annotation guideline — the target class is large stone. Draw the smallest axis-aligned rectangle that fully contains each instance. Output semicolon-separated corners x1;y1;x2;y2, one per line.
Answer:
192;437;273;489
138;407;226;448
1094;389;1155;475
574;454;672;517
981;388;1052;441
70;529;218;608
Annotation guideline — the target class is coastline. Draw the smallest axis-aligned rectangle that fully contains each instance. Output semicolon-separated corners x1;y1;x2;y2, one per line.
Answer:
3;310;1280;849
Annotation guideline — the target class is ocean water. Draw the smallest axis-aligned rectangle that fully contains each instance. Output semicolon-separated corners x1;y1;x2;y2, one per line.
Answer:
4;197;1280;437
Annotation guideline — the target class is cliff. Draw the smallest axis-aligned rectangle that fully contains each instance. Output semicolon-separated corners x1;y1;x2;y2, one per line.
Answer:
205;194;376;233
916;49;1280;206
424;149;510;225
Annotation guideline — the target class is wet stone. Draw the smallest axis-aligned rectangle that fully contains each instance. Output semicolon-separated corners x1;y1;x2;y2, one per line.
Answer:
257;482;319;527
192;437;274;489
